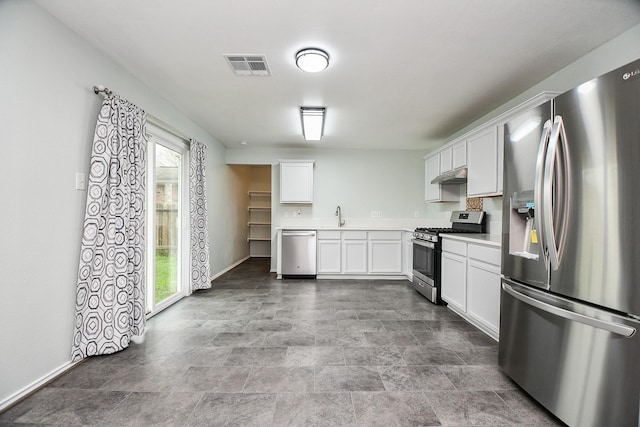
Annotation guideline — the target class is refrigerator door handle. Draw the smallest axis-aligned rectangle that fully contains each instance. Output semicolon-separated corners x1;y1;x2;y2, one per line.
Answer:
502;282;636;338
542;115;570;271
534;119;553;268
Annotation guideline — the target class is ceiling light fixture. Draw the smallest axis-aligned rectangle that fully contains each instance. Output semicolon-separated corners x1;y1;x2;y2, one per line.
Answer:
295;48;329;73
300;107;326;141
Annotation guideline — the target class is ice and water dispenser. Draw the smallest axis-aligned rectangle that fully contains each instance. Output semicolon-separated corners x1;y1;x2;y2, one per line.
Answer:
509;190;540;260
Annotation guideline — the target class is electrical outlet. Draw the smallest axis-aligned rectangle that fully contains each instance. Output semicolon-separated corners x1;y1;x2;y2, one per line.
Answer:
414;211;420;218
370;211;382;218
284;211;289;217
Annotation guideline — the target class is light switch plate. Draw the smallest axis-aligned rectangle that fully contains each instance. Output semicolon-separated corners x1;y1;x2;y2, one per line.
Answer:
75;172;86;191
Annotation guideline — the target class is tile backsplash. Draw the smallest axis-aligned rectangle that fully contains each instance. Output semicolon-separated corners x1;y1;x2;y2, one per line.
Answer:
466;196;483;211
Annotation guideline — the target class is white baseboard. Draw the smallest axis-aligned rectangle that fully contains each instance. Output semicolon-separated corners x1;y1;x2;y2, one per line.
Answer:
210;256;250;282
0;359;82;412
315;275;410;281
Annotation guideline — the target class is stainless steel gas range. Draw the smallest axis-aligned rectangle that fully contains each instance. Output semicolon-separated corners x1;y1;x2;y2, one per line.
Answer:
411;211;486;304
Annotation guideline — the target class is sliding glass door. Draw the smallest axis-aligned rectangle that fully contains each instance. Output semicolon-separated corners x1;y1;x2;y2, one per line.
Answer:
146;124;189;314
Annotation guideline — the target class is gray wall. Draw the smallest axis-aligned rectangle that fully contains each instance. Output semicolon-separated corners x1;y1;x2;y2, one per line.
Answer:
0;0;248;407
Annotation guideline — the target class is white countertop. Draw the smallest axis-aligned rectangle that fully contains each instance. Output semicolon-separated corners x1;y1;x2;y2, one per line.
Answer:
276;226;415;232
441;233;502;247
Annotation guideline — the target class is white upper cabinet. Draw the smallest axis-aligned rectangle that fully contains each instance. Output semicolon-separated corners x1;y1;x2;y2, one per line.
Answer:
424;92;559;201
439;147;453;173
279;160;314;204
425;154;458;203
452;139;467;169
467;125;499;197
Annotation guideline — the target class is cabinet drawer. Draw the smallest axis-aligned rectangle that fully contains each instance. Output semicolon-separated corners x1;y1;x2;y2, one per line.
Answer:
317;230;341;240
442;239;467;256
342;230;368;240
369;231;402;240
468;244;501;266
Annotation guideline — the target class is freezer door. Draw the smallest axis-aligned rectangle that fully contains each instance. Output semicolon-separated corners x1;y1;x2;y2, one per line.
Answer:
499;279;640;427
549;58;640;315
501;100;552;288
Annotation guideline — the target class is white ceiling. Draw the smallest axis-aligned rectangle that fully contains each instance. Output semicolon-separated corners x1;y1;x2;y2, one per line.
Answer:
37;0;640;151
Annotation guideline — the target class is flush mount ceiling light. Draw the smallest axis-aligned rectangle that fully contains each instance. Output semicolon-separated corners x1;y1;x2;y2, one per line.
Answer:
295;48;329;73
300;107;326;141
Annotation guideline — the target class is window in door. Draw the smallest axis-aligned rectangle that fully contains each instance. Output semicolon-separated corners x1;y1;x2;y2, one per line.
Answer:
145;124;189;315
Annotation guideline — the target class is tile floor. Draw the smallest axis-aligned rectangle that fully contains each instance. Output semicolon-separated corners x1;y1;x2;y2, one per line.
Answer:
0;258;564;426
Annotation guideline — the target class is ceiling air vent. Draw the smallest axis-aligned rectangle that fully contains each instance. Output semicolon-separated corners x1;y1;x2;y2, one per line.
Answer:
224;55;271;76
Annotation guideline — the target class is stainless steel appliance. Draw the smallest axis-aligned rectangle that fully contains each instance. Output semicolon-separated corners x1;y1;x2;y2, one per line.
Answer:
412;211;486;303
500;58;640;427
281;230;317;276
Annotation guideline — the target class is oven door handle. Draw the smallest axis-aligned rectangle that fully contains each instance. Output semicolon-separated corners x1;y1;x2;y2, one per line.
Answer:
412;239;435;249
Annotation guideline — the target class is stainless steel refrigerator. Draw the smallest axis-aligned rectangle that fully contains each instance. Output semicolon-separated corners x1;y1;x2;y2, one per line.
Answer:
500;58;640;427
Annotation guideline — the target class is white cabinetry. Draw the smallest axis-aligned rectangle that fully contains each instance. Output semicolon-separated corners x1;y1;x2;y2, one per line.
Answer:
467;126;500;197
439;148;452;173
307;229;408;278
280;160;314;204
452;140;467;169
368;231;403;274
466;244;502;336
441;237;501;341
425;154;458;202
402;231;413;277
342;231;368;274
441;239;467;313
439;139;467;174
424;92;559;201
317;230;341;274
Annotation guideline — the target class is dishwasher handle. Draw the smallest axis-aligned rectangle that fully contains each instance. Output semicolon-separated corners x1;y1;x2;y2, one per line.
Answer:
282;230;317;237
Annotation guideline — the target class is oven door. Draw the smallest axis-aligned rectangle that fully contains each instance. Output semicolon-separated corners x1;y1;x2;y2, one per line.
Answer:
412;239;439;302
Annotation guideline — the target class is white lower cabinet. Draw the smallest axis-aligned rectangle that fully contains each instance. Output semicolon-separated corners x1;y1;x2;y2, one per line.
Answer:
467;259;501;336
317;239;341;273
369;231;403;274
369;240;402;273
342;240;368;273
441;237;501;341
314;229;406;277
402;231;413;277
441;251;467;312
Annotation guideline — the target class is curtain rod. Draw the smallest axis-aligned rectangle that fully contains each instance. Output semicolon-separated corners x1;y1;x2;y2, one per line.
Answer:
92;84;199;146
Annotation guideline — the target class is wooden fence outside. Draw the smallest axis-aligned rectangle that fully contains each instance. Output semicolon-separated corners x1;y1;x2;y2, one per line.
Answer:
156;203;178;254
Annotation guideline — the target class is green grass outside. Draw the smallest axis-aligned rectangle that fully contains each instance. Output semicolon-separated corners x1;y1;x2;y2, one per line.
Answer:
155;252;178;303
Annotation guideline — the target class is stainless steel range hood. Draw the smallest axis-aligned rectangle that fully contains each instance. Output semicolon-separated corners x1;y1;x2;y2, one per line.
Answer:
430;167;467;184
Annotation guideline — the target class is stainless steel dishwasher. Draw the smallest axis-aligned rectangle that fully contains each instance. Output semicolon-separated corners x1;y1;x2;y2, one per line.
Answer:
281;230;317;276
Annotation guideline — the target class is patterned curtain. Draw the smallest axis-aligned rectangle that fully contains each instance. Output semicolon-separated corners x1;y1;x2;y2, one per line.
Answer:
190;140;212;291
71;94;147;361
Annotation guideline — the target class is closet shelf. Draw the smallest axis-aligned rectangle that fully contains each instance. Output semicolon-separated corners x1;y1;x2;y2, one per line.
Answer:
248;191;271;196
248;207;271;211
247;237;271;242
247;222;271;226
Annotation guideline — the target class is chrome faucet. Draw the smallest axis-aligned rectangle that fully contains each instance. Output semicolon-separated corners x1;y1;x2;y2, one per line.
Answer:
335;205;345;227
